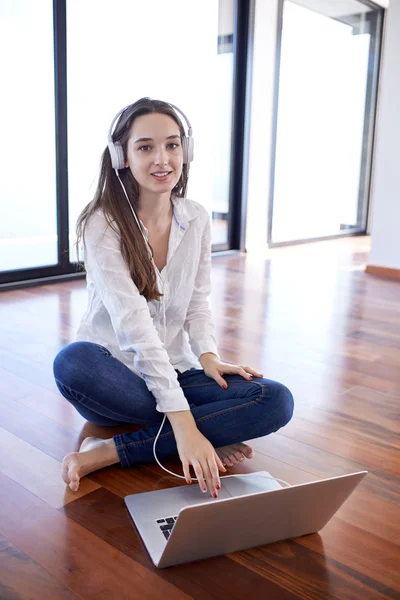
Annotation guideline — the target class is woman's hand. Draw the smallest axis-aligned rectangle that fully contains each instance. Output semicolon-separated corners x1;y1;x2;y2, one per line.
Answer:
199;353;263;389
176;425;227;497
167;413;227;497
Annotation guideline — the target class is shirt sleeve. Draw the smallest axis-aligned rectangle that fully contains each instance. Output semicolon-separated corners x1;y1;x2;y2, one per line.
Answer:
83;213;190;414
184;212;220;359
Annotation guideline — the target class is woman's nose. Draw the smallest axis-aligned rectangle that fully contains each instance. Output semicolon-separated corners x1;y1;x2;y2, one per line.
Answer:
154;146;168;166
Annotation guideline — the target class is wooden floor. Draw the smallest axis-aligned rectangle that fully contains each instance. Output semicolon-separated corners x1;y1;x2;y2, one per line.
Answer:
1;235;399;599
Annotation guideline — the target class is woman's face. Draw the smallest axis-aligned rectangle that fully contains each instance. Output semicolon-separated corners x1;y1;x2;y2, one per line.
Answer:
125;112;183;196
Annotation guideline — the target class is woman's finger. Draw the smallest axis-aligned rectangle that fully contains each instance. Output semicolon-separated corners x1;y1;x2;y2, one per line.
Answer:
201;459;215;497
214;451;227;485
214;451;227;474
241;365;263;378
207;456;221;494
235;366;253;380
192;461;207;493
210;371;228;389
218;364;252;381
182;461;192;484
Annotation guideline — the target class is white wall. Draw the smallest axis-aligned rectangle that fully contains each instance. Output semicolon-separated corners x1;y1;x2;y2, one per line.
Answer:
368;0;400;270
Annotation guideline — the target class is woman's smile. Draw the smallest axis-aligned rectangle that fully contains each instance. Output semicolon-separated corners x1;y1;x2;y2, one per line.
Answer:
151;170;172;182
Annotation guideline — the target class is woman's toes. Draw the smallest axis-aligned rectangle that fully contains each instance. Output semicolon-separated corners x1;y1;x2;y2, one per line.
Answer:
68;465;80;492
239;444;254;459
62;454;81;492
62;454;74;485
233;451;245;462
69;480;79;492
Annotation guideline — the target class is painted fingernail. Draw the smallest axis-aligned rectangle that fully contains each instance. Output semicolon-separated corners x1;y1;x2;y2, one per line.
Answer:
217;483;221;490
213;492;218;499
223;384;228;389
202;487;207;493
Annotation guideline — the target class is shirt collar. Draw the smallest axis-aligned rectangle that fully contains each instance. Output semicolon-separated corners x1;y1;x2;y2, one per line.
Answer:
137;195;198;236
171;195;199;232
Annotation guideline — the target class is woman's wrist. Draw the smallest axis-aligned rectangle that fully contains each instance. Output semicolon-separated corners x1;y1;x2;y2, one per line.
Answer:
166;410;197;432
199;352;218;367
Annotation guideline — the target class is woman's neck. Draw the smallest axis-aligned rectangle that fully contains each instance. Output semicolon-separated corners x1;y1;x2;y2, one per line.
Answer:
137;191;173;228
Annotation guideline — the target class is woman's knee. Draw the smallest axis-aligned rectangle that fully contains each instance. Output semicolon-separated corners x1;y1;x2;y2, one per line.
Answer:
53;341;99;387
260;380;294;432
277;383;294;428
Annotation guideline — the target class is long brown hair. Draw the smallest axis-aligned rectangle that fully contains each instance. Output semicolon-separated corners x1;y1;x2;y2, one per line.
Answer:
75;97;189;301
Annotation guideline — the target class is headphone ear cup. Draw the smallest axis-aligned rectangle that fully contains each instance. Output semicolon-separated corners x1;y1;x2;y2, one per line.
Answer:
115;142;125;170
108;140;125;170
182;136;194;164
186;136;194;163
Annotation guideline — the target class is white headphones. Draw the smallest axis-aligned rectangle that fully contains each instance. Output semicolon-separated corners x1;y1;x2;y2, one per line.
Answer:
107;100;194;171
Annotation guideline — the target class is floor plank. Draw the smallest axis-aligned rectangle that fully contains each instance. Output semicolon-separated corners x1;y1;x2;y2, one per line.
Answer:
0;534;79;600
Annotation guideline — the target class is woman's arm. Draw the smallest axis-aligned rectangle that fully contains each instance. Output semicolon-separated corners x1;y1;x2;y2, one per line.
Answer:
166;409;226;496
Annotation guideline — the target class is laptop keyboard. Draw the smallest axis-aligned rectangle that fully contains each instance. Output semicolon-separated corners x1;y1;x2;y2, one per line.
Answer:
156;516;178;540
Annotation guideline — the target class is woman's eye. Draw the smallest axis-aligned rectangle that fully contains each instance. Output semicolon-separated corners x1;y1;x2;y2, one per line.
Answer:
138;143;179;152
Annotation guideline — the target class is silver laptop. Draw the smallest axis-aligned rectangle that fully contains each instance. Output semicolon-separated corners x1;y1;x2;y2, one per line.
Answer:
124;470;367;569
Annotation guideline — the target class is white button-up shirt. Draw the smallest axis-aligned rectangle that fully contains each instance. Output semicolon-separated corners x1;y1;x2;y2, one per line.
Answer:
75;196;219;414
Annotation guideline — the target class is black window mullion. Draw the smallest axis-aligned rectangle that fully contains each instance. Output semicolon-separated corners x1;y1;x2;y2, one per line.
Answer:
53;0;70;269
357;9;384;230
228;0;253;251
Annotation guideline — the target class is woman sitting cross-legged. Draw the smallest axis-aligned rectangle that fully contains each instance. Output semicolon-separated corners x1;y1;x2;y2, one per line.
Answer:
53;97;294;499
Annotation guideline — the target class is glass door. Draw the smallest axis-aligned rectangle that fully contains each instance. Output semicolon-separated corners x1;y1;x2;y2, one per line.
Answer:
270;0;383;245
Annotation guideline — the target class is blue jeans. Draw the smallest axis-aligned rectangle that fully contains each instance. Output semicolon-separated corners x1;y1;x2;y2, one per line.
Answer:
53;341;294;468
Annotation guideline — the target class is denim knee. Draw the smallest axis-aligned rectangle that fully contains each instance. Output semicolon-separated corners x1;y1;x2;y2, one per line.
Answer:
53;341;95;387
257;381;294;434
273;383;294;430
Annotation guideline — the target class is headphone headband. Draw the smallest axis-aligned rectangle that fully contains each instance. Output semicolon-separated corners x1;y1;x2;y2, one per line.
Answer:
107;100;194;170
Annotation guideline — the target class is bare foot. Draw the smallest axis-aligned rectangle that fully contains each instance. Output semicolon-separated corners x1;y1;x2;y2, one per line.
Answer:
62;437;119;492
215;442;254;467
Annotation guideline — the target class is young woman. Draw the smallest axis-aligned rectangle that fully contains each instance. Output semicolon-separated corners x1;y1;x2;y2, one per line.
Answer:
53;98;294;499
